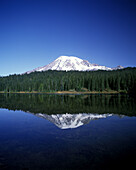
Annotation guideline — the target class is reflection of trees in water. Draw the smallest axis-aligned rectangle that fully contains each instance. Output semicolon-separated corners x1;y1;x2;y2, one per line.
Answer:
0;94;135;116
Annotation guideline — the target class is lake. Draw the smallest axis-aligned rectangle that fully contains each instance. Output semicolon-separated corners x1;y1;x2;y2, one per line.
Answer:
0;94;136;170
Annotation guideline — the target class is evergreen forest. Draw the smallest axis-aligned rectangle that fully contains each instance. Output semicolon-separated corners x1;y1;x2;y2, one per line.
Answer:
0;67;136;94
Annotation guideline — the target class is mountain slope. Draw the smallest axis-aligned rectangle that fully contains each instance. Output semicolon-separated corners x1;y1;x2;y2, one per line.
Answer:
26;56;123;74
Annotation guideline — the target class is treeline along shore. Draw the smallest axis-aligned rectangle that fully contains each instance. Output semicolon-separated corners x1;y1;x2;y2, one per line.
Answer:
0;68;136;94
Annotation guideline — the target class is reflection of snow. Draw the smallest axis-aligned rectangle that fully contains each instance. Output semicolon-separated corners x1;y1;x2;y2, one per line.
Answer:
36;113;113;129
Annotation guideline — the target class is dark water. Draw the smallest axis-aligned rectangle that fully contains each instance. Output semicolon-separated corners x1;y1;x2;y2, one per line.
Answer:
0;94;136;170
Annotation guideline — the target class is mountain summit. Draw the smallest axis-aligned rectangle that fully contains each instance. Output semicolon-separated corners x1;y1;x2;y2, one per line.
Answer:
26;56;123;74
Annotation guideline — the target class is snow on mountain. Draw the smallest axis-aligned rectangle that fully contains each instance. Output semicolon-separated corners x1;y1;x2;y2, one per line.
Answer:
112;65;124;70
36;113;113;129
25;55;123;74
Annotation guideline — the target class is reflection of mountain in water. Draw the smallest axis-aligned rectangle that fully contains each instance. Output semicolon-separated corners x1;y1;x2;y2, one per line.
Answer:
0;93;134;129
36;113;113;129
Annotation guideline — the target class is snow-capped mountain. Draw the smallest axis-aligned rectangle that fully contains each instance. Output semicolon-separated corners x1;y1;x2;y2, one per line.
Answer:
36;113;112;129
26;56;123;74
112;65;124;70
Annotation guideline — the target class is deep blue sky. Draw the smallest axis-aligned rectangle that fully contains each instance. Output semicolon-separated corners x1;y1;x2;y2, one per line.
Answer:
0;0;136;76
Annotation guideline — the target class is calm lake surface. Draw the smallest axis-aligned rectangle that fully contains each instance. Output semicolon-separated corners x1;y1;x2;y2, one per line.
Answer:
0;94;136;170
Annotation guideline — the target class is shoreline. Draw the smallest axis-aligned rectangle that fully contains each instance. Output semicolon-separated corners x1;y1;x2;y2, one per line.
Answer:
0;91;124;95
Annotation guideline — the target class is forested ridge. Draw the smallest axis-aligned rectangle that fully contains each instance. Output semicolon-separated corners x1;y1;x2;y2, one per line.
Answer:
0;67;136;94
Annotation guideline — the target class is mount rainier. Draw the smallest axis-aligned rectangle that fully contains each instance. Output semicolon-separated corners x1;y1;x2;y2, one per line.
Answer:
26;56;123;74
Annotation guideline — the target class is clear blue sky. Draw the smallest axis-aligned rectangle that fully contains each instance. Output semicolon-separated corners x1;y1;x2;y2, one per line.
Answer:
0;0;136;76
